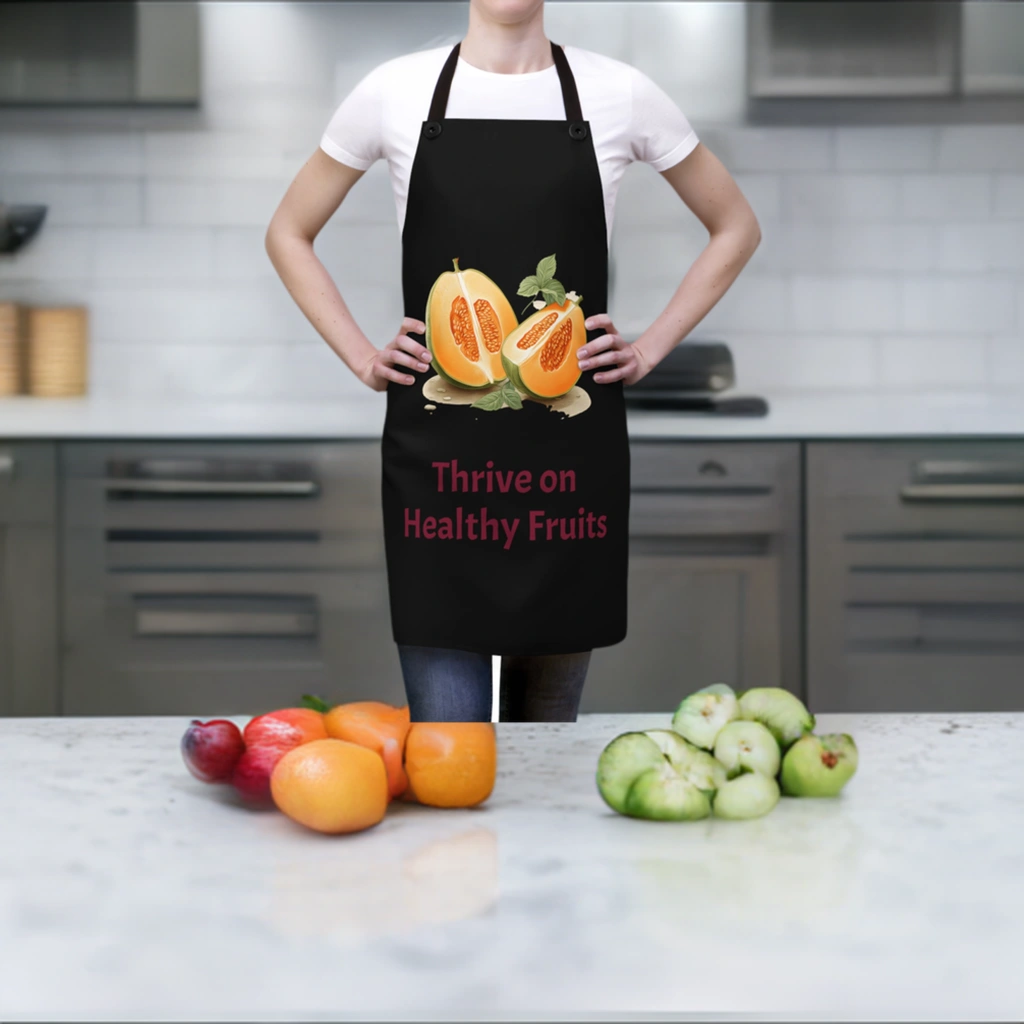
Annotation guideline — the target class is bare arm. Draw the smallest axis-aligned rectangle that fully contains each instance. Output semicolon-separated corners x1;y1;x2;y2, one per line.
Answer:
579;142;761;385
264;149;431;392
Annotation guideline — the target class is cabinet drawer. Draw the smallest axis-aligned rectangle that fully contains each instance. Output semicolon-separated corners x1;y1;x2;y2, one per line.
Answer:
807;440;1024;712
61;440;382;532
629;441;798;536
0;442;56;525
810;440;1024;531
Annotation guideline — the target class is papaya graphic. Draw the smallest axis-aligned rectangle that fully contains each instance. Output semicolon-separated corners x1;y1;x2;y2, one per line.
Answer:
425;258;516;389
500;293;586;400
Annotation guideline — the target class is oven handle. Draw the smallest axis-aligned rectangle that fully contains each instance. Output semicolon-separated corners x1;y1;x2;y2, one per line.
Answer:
104;479;318;497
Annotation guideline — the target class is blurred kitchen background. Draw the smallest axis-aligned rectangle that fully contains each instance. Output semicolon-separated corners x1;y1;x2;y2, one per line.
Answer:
1;0;1023;398
1;2;1023;719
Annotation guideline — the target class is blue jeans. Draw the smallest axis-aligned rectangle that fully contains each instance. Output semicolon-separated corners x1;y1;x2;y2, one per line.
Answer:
397;644;592;723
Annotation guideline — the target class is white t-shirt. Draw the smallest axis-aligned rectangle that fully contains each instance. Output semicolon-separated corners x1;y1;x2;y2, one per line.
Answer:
320;43;699;248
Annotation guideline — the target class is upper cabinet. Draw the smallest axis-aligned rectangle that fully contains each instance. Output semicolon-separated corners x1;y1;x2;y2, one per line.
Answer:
962;0;1024;95
748;0;1024;103
0;1;200;106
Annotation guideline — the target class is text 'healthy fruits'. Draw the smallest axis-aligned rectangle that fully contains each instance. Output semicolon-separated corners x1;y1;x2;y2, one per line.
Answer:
596;682;856;824
426;258;516;389
180;719;245;783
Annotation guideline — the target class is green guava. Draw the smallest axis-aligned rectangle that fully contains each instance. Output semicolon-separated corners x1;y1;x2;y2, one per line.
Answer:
645;728;726;793
713;720;781;779
780;733;858;797
624;763;712;821
737;687;815;750
671;683;738;750
713;772;780;820
643;728;695;765
595;731;668;814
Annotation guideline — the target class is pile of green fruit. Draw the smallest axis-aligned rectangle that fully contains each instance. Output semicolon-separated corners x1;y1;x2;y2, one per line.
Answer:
596;685;858;821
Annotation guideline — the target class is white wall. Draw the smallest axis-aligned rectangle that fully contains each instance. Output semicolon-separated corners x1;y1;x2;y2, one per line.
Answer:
0;2;1021;402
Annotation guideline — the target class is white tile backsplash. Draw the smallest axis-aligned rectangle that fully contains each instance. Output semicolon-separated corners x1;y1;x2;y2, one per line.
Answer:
144;179;290;227
1;1;1022;404
994;175;1024;218
903;277;1017;333
987;335;1024;389
780;174;900;222
935;224;1024;273
93;227;216;281
790;275;901;333
936;125;1024;172
879;336;989;389
898;175;993;221
2;175;143;226
833;127;936;172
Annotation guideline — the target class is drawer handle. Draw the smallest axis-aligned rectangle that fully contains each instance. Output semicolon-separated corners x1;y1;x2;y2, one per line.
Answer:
698;460;728;478
914;460;1024;483
901;483;1024;502
135;600;318;637
105;479;318;496
0;454;13;476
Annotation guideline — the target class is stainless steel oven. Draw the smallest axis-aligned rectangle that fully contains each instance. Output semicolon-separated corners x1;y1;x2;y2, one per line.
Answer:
60;441;405;716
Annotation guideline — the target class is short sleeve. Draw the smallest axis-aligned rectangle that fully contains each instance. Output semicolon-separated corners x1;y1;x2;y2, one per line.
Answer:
319;64;385;171
628;66;699;172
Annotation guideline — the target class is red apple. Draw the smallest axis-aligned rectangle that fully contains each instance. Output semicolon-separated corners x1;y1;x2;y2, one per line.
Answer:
242;708;328;751
230;745;287;805
181;718;245;783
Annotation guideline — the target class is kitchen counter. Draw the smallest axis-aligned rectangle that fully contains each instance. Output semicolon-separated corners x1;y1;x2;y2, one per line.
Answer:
1;390;1023;439
2;711;1021;1021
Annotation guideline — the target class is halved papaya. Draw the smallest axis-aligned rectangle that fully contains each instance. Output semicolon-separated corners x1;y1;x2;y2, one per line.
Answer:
425;258;516;389
500;294;585;400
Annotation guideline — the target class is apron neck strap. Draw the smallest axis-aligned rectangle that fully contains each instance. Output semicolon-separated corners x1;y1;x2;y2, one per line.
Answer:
428;39;583;122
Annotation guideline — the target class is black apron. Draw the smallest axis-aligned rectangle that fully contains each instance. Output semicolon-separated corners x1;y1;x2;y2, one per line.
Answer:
381;39;630;657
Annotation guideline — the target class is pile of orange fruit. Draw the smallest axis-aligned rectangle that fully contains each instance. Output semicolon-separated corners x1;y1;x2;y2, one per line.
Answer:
180;698;497;835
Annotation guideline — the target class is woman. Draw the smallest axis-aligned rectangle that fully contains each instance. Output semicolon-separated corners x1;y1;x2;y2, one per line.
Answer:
265;0;760;724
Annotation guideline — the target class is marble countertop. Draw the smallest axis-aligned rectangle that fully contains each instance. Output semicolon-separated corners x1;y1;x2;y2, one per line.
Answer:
2;711;1022;1021
0;390;1023;439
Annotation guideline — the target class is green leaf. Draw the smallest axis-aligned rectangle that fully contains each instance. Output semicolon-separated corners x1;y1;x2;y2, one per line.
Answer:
517;275;540;297
472;390;506;411
300;693;330;713
536;253;557;284
503;381;524;409
541;283;566;306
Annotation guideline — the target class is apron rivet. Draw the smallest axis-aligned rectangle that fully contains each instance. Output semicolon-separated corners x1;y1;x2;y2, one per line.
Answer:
423;120;443;139
569;121;588;140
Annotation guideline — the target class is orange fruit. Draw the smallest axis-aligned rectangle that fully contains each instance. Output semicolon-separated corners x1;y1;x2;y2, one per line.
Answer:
323;701;412;801
270;738;388;834
404;722;497;808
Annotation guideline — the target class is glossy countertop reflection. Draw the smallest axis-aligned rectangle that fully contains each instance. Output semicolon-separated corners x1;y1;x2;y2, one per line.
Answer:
1;711;1022;1021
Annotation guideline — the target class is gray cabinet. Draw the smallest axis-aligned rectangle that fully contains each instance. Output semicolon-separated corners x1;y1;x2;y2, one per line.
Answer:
581;441;802;713
0;2;200;105
0;442;58;716
60;441;403;716
807;441;1024;712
